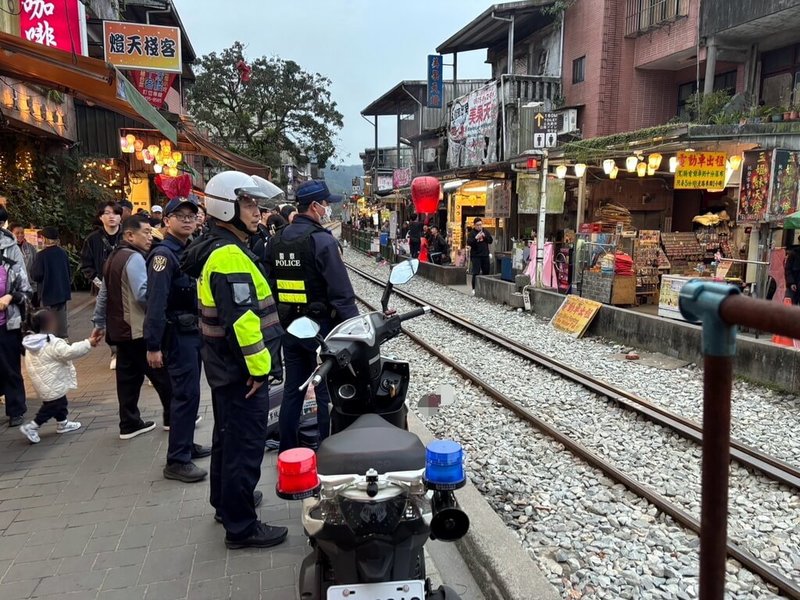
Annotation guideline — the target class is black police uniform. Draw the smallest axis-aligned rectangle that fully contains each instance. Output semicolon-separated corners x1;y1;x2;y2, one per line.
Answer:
144;233;202;466
266;214;358;453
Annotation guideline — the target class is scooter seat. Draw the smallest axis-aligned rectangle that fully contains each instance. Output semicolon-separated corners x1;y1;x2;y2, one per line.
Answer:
316;414;426;476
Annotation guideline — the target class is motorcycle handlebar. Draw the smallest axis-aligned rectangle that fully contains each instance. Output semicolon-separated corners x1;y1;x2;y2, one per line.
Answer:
311;357;336;387
398;306;431;323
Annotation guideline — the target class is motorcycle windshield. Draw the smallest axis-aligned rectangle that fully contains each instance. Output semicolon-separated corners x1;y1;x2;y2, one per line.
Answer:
326;313;377;346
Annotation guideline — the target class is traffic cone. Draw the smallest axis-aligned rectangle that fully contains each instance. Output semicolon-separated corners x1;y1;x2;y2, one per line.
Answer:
773;297;796;347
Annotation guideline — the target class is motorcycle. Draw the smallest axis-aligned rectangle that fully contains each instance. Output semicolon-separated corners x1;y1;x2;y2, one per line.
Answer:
277;258;471;600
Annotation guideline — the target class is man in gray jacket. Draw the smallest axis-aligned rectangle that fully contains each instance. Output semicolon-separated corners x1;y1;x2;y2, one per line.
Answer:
0;206;34;427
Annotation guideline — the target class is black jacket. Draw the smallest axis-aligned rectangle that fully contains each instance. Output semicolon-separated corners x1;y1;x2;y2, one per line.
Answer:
408;221;423;241
30;245;72;306
428;234;449;264
80;228;121;283
467;228;493;257
785;246;800;289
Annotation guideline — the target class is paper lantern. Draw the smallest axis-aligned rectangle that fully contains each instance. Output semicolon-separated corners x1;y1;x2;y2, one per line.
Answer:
574;163;587;178
135;151;143;161
410;176;440;214
148;144;159;157
609;166;619;180
142;150;153;164
168;167;179;177
637;162;647;177
172;151;183;163
669;156;678;173
603;159;615;175
647;165;656;176
134;139;144;152
153;163;163;174
728;155;742;170
648;153;663;170
125;134;136;146
626;156;639;172
555;165;568;179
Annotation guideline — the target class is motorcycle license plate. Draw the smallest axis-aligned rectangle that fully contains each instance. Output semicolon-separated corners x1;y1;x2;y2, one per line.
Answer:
327;579;425;600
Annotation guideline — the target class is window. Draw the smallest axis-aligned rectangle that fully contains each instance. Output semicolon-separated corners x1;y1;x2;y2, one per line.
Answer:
677;71;737;117
760;44;800;107
625;0;689;36
572;56;585;84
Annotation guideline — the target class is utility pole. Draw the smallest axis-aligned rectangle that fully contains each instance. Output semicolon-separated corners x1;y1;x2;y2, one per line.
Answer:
536;150;548;287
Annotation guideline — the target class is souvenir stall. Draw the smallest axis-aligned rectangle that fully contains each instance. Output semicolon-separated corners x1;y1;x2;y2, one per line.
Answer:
447;180;499;268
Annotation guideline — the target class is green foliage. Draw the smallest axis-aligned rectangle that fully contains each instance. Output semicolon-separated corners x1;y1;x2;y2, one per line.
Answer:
542;0;577;19
561;124;683;162
681;90;733;124
188;41;344;173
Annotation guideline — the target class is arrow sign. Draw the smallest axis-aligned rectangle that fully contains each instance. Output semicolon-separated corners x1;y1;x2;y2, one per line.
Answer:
535;112;545;127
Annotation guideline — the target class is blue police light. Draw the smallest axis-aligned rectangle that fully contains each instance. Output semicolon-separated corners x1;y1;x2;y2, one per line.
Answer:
424;440;466;490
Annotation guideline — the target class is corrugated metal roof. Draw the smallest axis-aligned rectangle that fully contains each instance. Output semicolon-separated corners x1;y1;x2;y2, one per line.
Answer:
436;0;555;54
361;79;490;120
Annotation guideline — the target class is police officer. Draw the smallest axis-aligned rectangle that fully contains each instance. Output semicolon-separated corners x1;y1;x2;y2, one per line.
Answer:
144;198;211;484
266;180;358;453
180;171;287;549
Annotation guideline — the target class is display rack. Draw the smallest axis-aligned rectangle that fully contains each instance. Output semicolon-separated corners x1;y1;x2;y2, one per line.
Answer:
633;230;661;301
661;232;705;274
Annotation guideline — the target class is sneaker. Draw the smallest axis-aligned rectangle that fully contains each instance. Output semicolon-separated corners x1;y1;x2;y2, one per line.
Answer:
56;420;82;434
19;421;40;444
191;443;212;459
225;521;288;549
109;357;117;370
163;414;202;432
215;491;263;523
9;415;25;428
119;421;156;440
163;461;207;483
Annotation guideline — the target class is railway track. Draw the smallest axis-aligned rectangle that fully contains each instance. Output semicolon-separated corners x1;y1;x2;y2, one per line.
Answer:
347;261;800;599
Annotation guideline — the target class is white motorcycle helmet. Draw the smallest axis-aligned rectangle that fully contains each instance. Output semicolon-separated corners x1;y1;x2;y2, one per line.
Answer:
204;171;268;223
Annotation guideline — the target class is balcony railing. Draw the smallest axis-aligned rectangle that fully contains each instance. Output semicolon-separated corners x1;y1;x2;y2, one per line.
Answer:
499;74;561;107
625;0;689;36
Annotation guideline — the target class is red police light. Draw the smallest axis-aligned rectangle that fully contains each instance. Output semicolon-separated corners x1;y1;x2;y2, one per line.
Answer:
276;448;320;500
526;158;538;170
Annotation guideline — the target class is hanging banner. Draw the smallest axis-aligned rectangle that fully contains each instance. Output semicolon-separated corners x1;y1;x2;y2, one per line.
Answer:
427;55;443;108
128;70;176;109
738;150;773;223
392;167;412;189
103;21;182;73
447;83;498;168
20;0;86;55
516;174;566;214
485;180;511;218
376;174;393;192
674;151;727;190
769;149;800;220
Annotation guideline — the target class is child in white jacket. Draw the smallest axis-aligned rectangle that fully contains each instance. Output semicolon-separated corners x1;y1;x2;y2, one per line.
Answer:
19;309;101;444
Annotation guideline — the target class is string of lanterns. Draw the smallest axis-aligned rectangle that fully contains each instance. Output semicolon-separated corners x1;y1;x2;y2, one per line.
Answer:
554;152;743;182
120;134;183;177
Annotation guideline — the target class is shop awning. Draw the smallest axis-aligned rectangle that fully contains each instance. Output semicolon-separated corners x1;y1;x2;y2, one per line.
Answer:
179;116;268;178
0;32;176;142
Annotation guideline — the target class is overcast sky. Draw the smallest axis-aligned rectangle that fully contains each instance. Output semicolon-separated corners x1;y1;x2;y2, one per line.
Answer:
174;0;493;165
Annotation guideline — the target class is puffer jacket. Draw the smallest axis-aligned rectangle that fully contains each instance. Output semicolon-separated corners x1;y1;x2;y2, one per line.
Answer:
0;228;33;330
22;333;91;401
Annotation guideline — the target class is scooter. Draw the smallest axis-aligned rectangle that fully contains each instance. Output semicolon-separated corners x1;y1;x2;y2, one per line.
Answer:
277;259;470;600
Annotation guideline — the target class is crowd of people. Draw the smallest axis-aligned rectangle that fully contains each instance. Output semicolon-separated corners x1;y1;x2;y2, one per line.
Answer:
0;174;358;550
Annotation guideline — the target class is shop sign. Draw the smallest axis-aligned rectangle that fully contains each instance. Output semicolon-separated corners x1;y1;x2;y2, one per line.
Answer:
485;180;511;218
20;0;86;54
768;149;800;220
516;174;565;214
127;70;176;109
657;275;692;320
738;150;772;223
447;83;498;168
103;21;182;73
551;295;602;338
427;55;443;108
674;151;727;190
392;167;412;189
376;174;393;192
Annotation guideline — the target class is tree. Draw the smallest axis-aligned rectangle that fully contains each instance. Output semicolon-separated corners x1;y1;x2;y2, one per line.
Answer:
188;42;343;173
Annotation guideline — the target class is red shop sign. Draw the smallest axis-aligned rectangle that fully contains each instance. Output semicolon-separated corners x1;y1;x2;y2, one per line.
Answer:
20;0;85;54
128;70;177;109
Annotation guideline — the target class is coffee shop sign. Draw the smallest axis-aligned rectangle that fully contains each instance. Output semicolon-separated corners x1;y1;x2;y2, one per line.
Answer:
19;0;87;55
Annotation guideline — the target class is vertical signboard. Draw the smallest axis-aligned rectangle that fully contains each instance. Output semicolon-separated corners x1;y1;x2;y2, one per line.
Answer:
447;83;499;168
769;149;800;220
738;150;773;222
20;0;86;55
127;70;177;109
427;55;443;108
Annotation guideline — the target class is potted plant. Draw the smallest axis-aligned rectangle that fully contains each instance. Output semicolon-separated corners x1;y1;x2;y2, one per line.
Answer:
783;106;793;121
791;105;799;121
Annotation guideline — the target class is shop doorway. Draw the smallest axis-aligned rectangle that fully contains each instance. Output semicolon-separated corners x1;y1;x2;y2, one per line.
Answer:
460;206;484;247
672;190;702;231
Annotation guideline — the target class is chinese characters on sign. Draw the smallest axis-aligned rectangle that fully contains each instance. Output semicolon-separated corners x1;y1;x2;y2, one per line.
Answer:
768;149;800;220
427;55;443;109
738;150;772;223
673;151;727;190
128;70;177;109
392;168;412;189
515;174;566;214
485;181;511;219
447;83;498;168
20;0;85;54
103;21;182;73
550;295;602;338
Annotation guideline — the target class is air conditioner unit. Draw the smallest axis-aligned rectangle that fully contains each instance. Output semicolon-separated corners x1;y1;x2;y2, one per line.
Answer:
556;108;578;134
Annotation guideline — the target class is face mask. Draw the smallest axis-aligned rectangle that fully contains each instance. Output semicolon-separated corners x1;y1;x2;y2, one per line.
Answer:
324;206;332;219
149;217;162;227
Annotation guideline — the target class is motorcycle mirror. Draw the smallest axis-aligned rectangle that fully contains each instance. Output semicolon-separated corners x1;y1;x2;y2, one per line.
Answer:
287;317;321;340
389;259;419;285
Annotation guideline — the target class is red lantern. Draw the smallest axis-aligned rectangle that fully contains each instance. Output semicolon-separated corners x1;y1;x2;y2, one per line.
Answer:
411;176;440;214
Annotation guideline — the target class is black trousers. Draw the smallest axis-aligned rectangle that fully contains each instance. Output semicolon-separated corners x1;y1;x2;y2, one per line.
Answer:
471;256;491;289
164;330;201;465
0;325;26;419
409;239;421;258
209;378;270;540
34;396;68;426
114;338;172;434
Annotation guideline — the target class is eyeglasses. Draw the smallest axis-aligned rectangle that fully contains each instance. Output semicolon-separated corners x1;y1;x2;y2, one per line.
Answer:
169;213;197;222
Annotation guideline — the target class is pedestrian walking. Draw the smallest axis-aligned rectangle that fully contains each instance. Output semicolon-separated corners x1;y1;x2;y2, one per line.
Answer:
119;200;133;219
29;227;71;338
266;179;358;453
91;214;173;440
19;309;101;444
10;224;36;300
467;217;493;293
144;199;211;483
181;171;287;549
0;206;33;427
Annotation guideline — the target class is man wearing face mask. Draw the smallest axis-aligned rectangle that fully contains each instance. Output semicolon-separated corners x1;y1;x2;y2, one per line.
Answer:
266;180;357;453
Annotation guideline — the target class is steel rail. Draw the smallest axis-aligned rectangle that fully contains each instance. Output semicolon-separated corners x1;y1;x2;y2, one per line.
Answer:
351;290;800;599
346;263;800;491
